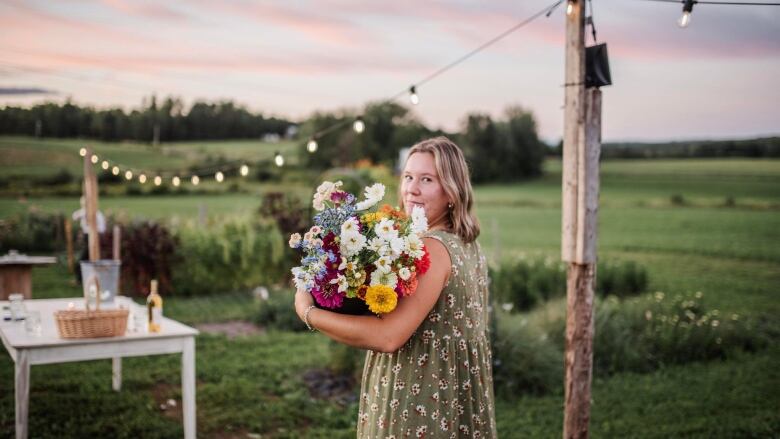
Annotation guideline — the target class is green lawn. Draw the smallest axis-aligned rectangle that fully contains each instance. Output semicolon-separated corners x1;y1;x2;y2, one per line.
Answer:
0;139;778;437
0;136;300;178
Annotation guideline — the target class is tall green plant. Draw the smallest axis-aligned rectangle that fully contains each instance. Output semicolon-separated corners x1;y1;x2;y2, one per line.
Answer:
172;217;286;295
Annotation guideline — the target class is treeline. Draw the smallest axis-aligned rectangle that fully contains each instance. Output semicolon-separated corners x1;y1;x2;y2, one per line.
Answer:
550;137;780;158
0;96;550;180
602;138;780;158
298;101;548;182
0;96;293;142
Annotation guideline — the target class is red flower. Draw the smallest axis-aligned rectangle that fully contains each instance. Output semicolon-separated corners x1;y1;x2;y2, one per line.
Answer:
414;247;431;275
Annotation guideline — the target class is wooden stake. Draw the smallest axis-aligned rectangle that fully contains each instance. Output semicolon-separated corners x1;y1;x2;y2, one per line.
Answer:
65;218;74;273
112;225;121;261
83;148;100;261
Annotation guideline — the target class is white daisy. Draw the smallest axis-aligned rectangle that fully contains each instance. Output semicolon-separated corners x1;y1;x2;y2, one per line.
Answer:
411;205;428;234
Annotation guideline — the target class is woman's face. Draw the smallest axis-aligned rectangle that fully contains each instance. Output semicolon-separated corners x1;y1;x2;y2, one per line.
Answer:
401;152;450;226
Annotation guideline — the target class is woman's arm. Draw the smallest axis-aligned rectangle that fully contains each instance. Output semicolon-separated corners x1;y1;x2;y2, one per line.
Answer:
294;237;451;353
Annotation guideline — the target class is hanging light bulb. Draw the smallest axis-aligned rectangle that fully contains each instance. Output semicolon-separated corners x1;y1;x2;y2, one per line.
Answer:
154;175;162;186
678;0;695;28
191;175;200;185
125;170;133;180
353;116;365;133
101;160;109;170
409;86;419;105
274;151;284;167
566;0;576;16
79;148;87;157
112;166;120;175
306;138;318;153
91;154;99;164
215;171;224;182
172;176;181;187
138;174;147;184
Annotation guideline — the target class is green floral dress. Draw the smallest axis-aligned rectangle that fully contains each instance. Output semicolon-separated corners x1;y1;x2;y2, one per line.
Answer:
357;229;497;438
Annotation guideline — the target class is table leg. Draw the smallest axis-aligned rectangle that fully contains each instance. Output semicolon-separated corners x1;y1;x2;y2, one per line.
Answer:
112;357;122;391
15;350;29;439
182;337;196;439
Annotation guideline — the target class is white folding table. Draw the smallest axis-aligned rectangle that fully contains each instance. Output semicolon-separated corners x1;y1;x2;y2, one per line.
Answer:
0;298;199;439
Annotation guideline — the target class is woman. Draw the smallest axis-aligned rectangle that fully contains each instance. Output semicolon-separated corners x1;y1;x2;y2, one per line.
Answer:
295;136;497;437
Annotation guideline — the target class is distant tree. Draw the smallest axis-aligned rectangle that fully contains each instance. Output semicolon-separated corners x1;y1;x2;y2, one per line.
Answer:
460;106;546;182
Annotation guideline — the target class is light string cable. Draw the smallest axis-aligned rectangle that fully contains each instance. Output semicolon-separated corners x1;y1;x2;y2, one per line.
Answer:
637;0;780;5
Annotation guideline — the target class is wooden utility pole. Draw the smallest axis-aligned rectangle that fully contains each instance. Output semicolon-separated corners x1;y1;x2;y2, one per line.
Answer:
83;149;100;262
562;1;602;438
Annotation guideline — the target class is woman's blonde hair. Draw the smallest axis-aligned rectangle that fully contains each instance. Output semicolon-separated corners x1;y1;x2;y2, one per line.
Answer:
403;136;480;243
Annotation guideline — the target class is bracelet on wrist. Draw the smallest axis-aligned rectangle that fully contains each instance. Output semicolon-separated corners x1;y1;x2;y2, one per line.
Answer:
303;305;317;332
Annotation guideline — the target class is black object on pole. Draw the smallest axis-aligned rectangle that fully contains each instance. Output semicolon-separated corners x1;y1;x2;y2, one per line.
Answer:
585;43;611;88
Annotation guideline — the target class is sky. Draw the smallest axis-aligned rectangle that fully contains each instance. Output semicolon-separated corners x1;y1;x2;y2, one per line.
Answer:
1;0;779;143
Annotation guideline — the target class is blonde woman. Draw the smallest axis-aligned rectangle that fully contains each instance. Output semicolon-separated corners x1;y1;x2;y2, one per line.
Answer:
295;136;497;437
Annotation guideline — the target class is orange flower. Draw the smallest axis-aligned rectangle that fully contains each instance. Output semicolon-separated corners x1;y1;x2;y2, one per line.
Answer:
380;204;407;220
399;273;418;297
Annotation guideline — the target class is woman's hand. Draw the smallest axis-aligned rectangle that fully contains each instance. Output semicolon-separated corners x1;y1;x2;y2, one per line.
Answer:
294;288;315;321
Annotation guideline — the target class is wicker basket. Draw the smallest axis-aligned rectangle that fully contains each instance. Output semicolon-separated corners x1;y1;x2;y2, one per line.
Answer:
54;275;129;339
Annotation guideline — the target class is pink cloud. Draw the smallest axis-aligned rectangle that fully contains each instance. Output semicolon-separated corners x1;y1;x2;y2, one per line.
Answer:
99;0;190;22
196;1;378;48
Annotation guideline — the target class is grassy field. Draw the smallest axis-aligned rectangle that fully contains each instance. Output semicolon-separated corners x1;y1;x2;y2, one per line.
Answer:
0;137;778;437
0;136;300;178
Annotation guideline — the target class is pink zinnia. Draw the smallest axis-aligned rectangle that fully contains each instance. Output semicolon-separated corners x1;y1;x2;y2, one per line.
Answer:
311;286;345;309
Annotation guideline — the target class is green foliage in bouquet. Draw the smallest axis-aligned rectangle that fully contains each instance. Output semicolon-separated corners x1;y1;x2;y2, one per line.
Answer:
172;217;286;295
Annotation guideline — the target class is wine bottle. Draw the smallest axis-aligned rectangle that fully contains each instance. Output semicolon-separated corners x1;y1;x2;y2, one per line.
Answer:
147;279;163;333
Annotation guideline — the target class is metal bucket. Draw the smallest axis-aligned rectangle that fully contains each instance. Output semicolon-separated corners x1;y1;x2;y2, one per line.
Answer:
80;260;121;307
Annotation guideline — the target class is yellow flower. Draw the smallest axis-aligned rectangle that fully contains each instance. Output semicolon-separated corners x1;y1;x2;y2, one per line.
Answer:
364;284;398;314
360;212;389;227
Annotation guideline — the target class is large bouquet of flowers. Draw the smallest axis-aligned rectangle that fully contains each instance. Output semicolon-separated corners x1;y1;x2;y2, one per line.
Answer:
289;181;431;315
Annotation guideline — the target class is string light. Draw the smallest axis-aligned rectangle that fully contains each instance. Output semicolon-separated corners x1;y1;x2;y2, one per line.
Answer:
172;176;181;187
566;0;576;15
409;86;419;105
679;0;694;27
90;154;99;164
101;160;109;170
154;175;162;186
138;174;147;184
353;116;365;133
112;166;120;175
274;151;284;167
240;164;249;176
191;175;200;185
306;138;318;153
79;148;87;157
125;170;133;180
215;171;224;182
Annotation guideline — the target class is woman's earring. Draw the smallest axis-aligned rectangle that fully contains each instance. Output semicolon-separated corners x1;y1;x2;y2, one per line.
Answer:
447;202;453;210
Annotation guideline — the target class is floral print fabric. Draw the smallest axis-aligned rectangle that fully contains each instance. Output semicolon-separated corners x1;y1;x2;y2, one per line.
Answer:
357;230;497;438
